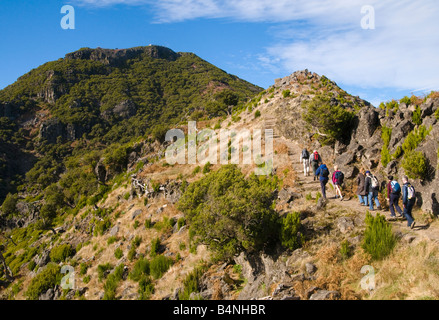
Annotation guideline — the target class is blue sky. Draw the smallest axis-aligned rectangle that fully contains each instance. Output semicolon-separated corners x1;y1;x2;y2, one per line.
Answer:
1;0;438;107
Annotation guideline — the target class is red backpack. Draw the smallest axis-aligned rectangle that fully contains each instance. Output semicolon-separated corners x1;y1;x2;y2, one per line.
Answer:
313;152;319;161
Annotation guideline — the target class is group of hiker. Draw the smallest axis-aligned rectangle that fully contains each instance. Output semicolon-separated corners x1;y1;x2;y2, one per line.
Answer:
300;148;417;229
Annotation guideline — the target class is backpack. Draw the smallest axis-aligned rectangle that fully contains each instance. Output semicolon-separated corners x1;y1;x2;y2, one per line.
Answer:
407;183;415;200
335;171;344;184
390;181;401;194
321;167;329;178
302;149;309;159
313;152;319;162
371;175;379;188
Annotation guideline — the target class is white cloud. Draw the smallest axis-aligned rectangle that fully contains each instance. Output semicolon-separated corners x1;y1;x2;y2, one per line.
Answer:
72;0;439;93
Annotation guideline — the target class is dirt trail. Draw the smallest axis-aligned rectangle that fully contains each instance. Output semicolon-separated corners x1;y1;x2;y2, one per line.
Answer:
277;136;439;244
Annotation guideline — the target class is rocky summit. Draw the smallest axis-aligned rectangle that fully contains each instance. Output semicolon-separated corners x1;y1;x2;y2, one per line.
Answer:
1;46;439;301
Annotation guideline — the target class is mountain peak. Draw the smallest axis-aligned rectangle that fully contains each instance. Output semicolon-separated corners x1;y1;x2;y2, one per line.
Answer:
64;45;180;65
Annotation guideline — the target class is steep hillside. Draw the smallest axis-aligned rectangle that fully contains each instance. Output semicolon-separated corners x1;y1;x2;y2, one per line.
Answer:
1;65;439;301
0;45;262;204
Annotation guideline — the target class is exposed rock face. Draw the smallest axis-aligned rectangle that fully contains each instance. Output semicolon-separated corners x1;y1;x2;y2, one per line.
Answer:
39;118;91;143
351;107;380;145
65;46;181;65
0;103;19;120
101;100;137;121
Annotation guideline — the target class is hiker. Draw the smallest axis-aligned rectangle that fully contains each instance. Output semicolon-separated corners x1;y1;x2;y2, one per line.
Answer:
364;171;381;211
332;165;344;201
402;175;416;229
310;150;322;181
315;163;330;200
386;175;403;219
300;148;310;177
356;169;368;206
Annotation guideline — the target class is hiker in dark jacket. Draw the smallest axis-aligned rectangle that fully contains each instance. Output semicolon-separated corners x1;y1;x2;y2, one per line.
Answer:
386;175;403;219
300;148;310;177
364;171;381;211
356;170;368;206
310;150;322;181
315;163;330;200
402;175;416;229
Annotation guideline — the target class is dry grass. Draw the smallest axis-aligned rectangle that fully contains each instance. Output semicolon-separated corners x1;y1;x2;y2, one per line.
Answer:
369;239;439;300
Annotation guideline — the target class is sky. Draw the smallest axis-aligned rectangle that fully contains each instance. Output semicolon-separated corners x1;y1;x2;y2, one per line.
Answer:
0;0;439;107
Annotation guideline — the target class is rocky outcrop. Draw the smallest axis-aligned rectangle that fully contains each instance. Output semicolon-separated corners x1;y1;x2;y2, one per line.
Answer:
101;100;137;121
38;118;91;143
65;46;181;66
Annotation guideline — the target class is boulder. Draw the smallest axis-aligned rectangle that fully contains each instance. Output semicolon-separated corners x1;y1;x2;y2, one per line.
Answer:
305;262;317;275
131;209;142;220
336;217;355;234
352;107;380;145
388;120;414;150
309;290;340;300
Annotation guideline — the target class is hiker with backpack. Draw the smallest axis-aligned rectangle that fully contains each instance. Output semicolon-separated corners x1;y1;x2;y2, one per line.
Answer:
402;175;416;229
356;169;368;206
315;163;330;200
332;165;344;201
310;150;322;181
364;171;381;211
300;148;310;177
386;175;403;220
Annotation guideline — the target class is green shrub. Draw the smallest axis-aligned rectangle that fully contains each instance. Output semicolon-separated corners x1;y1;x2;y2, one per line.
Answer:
178;265;208;300
103;264;125;300
302;95;355;144
362;212;396;260
340;240;352;260
50;244;74;263
401;150;428;180
79;262;90;276
83;275;91;284
25;263;61;300
143;198;148;206
1;193;18;215
177;217;186;230
138;275;155;300
402;125;431;154
282;90;291;98
202;162;211;174
114;247;123;259
192;166;201;176
27;260;37;271
279;212;304;251
133;220;139;229
144;218;152;229
178;165;279;260
412;105;422;125
94;218;112;236
254;110;261;118
132;235;142;248
400;96;411;105
128;247;136;261
97;263;113;282
150;255;173;279
107;236;118;245
150;238;161;256
153;216;174;233
435;108;439;120
129;258;150;282
391;146;403;160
